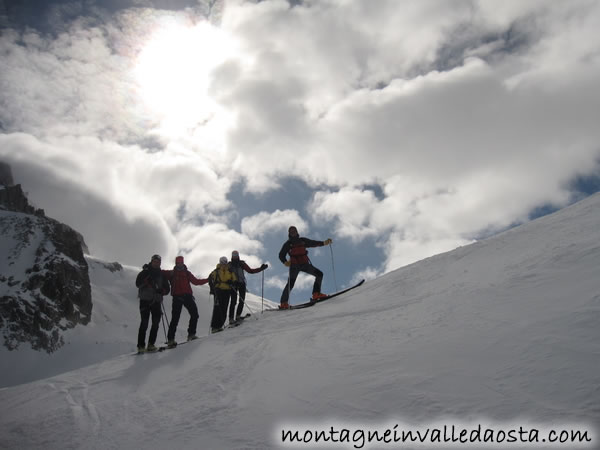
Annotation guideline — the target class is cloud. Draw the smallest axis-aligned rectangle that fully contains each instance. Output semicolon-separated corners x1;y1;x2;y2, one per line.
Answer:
0;131;232;266
265;272;314;293
175;222;263;275
308;188;381;242
241;209;308;239
351;266;382;285
0;137;176;265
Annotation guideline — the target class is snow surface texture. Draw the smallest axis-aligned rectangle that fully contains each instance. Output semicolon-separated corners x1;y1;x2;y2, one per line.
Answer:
0;194;599;449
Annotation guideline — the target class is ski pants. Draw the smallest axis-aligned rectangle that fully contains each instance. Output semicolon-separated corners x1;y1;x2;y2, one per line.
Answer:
280;263;323;304
167;294;199;341
211;288;234;330
229;284;247;321
138;300;162;347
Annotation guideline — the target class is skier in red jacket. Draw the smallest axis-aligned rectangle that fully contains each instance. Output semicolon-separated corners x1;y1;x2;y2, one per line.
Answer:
163;256;208;346
278;226;332;309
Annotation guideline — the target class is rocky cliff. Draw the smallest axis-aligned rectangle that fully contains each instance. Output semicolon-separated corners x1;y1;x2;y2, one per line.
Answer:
0;163;92;352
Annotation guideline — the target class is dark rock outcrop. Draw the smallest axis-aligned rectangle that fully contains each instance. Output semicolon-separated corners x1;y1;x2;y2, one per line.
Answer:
0;184;45;216
0;162;92;352
0;161;14;186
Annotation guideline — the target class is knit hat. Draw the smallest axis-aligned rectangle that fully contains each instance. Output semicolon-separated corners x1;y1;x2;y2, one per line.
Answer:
219;256;228;265
231;250;239;259
175;256;184;265
151;254;161;262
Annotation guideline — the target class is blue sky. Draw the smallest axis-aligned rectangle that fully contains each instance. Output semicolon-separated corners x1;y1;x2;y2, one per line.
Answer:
1;0;600;304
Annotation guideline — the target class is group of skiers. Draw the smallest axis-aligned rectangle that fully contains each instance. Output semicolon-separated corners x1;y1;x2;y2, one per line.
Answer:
135;226;332;353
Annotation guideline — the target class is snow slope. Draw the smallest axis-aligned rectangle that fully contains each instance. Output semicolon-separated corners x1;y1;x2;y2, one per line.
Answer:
0;257;276;388
0;193;599;449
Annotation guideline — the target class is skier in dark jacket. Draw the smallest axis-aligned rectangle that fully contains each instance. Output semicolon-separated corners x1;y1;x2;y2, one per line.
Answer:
135;254;170;352
278;226;332;309
228;250;268;323
163;256;209;347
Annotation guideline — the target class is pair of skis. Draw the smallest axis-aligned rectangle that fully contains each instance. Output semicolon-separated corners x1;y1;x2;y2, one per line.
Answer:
135;338;194;355
272;279;365;311
211;313;251;333
135;313;251;354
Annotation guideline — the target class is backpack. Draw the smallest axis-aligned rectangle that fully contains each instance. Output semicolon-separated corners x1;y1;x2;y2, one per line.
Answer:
212;264;236;290
229;260;247;285
289;239;309;265
138;270;164;302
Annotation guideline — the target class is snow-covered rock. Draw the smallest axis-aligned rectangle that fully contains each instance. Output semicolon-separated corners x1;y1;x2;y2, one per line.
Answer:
0;210;92;352
0;163;91;353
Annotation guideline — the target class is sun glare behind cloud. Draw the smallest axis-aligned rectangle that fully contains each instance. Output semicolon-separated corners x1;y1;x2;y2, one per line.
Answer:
134;20;237;139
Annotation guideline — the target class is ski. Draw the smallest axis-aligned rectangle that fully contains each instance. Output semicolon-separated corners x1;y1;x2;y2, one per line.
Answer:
134;334;203;355
269;279;365;311
227;313;251;328
310;279;365;304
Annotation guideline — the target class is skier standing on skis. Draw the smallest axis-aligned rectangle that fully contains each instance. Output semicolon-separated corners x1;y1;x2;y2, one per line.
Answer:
278;226;332;309
228;250;268;324
135;254;170;352
163;256;209;348
208;256;238;332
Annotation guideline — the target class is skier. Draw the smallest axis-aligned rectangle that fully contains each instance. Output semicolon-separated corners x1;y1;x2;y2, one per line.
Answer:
278;226;332;309
163;256;209;348
208;256;238;332
228;250;268;324
135;254;170;352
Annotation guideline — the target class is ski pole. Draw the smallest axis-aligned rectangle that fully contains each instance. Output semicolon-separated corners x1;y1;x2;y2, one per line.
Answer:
161;301;170;329
329;242;338;292
209;293;215;335
244;301;255;318
160;305;168;342
261;270;264;314
288;266;291;303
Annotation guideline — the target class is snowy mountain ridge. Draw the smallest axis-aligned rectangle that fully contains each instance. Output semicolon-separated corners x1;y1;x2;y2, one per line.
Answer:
0;193;598;449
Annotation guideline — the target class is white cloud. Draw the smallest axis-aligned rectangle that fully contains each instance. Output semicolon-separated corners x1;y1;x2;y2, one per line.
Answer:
265;272;315;294
175;222;263;276
308;188;381;242
0;132;231;266
241;209;308;239
351;266;382;285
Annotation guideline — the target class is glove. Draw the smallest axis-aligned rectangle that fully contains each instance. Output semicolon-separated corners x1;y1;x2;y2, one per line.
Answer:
323;238;332;246
284;261;291;267
261;263;268;270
